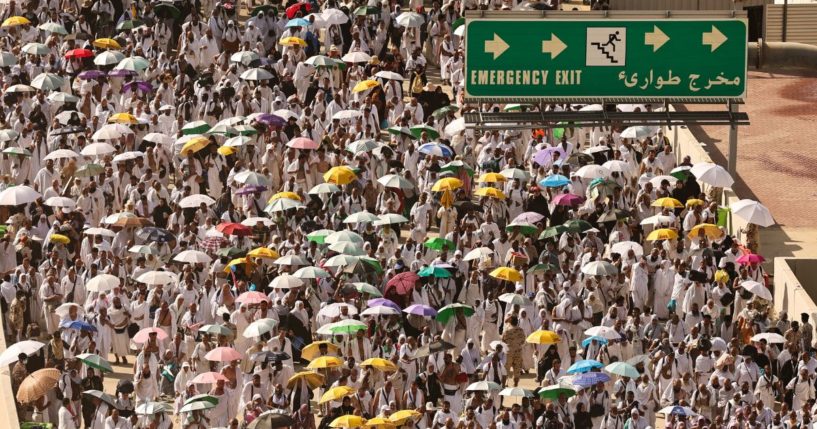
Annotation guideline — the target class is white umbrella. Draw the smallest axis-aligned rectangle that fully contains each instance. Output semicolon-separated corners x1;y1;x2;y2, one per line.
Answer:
466;381;502;392
21;43;49;55
574;164;610;179
86;274;121;292
341;51;371;63
0;186;41;206
266;198;304;213
80;142;116;156
396;12;424;27
112;151;144;163
173;250;212;264
309;183;341;195
499;387;535;397
640;215;675;227
54;303;85;318
648;175;678;187
269;274;305;289
581;261;617;276
325;230;365;245
318;303;358;318
243;318;278;338
293;266;331;279
454;24;465;37
43;149;80;161
584;325;620;340
620;126;659;139
225;136;252;147
740;280;773;301
463;247;494;262
143;133;173;146
0;340;46;366
273;109;299;120
730;199;775;227
361;305;400;316
44;196;76;209
240;67;274;81
84;227;115;238
93;123;133;140
135;271;177;286
273;255;309;266
690;162;734;188
322;8;349;25
343;211;380;224
94;51;125;66
233;171;270;186
444;117;466;137
611;241;644;258
179;194;216;208
332;110;363;121
751;332;786;344
30;72;64;91
374;71;404;81
377;174;413;189
374;213;409;226
602;160;632;174
241;217;275;227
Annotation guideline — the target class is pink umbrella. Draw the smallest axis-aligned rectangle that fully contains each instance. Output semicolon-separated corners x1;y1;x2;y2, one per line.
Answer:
133;327;168;344
235;291;269;305
736;253;765;265
513;212;545;224
553;193;585;207
386;272;420;295
286;137;318;150
191;371;228;384
205;346;243;362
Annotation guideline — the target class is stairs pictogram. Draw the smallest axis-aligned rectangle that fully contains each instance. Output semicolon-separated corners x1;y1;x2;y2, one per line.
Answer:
590;42;618;64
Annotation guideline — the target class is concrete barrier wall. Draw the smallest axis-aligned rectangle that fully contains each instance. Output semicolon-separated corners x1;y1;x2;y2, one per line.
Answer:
774;258;817;322
0;319;22;428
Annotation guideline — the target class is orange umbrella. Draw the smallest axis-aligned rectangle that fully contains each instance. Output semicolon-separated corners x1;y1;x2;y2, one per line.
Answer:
16;368;60;403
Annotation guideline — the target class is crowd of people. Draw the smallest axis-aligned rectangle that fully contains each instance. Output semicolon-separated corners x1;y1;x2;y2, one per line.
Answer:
0;0;796;428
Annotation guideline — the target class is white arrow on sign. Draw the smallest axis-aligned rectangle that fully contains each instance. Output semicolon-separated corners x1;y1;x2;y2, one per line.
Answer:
484;33;509;60
702;25;727;52
644;25;669;52
541;33;567;59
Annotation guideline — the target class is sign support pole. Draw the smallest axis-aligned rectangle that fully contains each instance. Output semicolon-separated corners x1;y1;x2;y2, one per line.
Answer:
728;101;739;178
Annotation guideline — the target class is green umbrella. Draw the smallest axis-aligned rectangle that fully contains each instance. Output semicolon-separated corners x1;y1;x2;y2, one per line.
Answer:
320;319;367;335
351;282;381;297
83;390;117;407
184;394;219;406
359;256;383;273
74;163;105;178
0;51;18;66
198;324;233;336
153;2;182;19
418;265;452;278
424;237;456;251
234;124;258;136
346;139;381;155
562;219;593;233
539;225;568;240
410;125;440;140
180;400;215;413
670;166;692;181
182;120;211;135
2;147;30;156
116;20;143;31
588;178;621;199
217;247;246;258
505;222;538;236
440;160;474;177
529;263;559;274
328;241;365;256
436;303;475;324
451;17;465;32
116;56;149;72
503;103;532;112
354;5;380;15
0;225;7;236
38;22;68;35
605;362;640;378
77;353;113;373
386;126;416;139
307;229;334;244
538;384;577;400
432;105;459;119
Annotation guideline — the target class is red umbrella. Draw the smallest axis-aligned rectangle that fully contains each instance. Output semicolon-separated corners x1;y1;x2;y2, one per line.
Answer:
287;137;318;150
236;291;269;305
216;222;252;236
386;272;420;295
65;49;94;59
205;346;243;362
552;193;584;207
286;2;312;18
199;236;228;253
736;253;765;265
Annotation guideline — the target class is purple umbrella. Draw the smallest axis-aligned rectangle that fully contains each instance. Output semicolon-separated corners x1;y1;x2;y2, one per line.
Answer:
78;69;106;80
513;212;545;224
403;304;437;317
255;113;286;127
108;69;135;77
122;81;153;93
367;298;401;312
236;185;267;195
532;146;567;167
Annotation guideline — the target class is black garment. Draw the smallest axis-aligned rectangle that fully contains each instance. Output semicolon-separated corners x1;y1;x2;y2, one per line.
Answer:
573;411;592;429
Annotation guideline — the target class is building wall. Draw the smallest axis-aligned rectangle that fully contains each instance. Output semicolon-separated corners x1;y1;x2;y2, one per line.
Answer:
764;3;817;45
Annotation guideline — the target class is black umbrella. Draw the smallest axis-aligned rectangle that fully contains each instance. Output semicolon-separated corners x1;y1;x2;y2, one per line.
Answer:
117;379;134;394
248;411;296;429
83;389;118;407
49;126;85;136
251;351;291;363
153;3;182;19
136;227;175;243
597;209;631;223
454;200;483;213
413;340;455;359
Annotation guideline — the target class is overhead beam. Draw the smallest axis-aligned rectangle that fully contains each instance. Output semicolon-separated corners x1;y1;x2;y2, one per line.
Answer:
463;111;750;130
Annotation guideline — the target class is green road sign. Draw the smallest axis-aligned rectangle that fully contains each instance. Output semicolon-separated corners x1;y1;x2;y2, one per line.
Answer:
464;18;747;100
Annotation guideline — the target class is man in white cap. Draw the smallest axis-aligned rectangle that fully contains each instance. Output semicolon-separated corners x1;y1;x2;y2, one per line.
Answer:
625;408;648;429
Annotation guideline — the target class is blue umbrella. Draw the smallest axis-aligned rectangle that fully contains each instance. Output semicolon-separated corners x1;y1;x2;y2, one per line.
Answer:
566;359;603;374
286;18;310;27
538;174;570;188
418;143;454;158
581;336;609;348
61;320;98;332
570;371;611;387
657;406;698;417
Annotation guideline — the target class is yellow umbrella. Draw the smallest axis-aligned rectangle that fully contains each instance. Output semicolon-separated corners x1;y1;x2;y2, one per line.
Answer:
319;386;357;404
247;247;279;260
489;266;523;282
352;79;380;93
360;358;398;372
331;415;367;429
301;341;341;361
646;228;679;241
526;330;561;345
307;355;343;370
280;36;307;46
109;112;138;124
217;146;236;156
389;410;421;424
440;189;454;209
687;223;723;239
287;371;325;389
50;234;70;244
366;417;396;429
269;191;302;202
2;16;31;27
180;136;211;156
651;197;684;208
324;166;357;185
93;38;121;49
431;177;463;192
474;187;506;200
685;198;706;208
478;172;507;183
223;257;253;274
